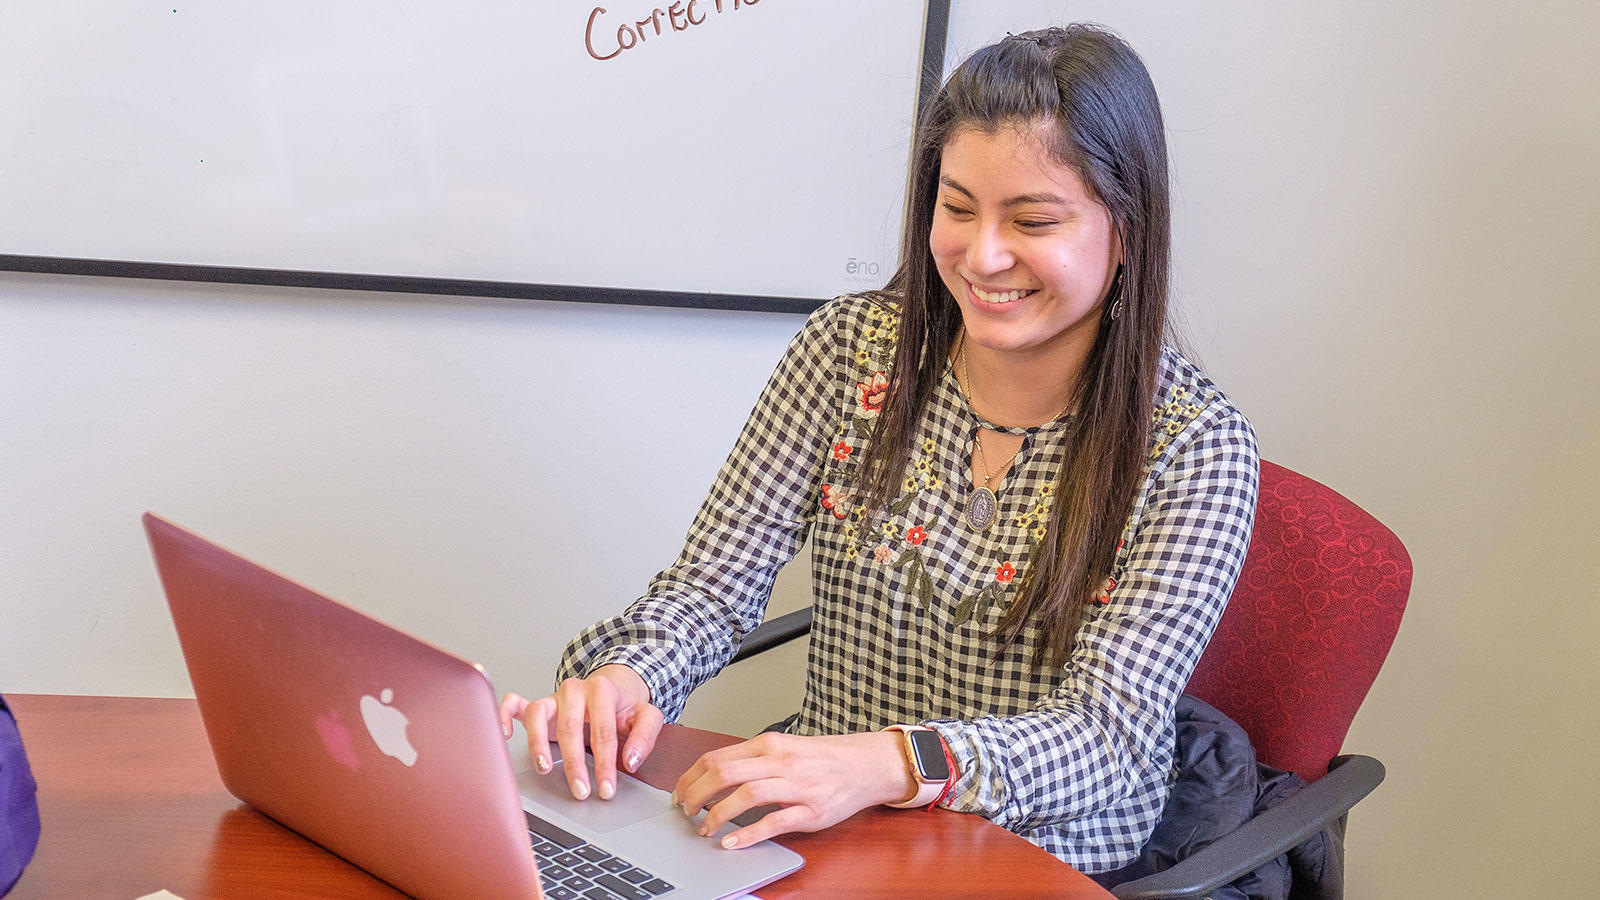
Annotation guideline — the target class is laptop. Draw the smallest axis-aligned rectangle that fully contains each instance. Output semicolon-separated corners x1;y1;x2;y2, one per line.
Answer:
143;513;803;900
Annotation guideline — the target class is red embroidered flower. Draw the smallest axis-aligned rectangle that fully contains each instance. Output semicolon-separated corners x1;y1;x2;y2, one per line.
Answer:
833;440;853;460
857;371;890;412
996;562;1016;583
906;526;927;546
1091;576;1118;605
821;484;849;519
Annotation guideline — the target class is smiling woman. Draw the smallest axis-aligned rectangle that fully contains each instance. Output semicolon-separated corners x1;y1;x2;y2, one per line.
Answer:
502;23;1260;887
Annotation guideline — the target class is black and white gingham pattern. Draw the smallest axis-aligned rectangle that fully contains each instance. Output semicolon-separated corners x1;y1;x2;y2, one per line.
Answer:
559;295;1259;873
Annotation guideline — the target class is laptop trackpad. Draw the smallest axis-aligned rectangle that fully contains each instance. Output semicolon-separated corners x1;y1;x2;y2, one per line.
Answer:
516;760;673;834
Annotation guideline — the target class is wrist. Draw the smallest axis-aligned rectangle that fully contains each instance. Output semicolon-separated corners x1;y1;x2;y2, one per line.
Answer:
592;663;652;707
881;731;921;805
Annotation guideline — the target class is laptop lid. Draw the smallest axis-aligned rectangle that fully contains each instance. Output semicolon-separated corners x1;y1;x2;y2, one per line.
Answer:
144;513;803;900
145;512;541;899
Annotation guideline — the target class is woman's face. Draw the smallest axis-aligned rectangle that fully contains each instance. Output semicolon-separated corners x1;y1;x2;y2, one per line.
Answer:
929;122;1122;370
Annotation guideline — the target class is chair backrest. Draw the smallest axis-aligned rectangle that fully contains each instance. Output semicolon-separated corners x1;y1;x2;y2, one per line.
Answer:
1184;460;1411;780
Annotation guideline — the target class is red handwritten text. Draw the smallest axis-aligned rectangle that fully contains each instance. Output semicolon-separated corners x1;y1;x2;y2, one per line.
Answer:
586;0;763;62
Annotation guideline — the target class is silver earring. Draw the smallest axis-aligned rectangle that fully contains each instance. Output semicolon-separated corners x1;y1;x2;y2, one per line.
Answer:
1109;298;1123;321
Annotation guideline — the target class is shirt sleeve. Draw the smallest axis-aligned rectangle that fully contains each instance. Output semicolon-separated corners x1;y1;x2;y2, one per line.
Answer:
924;400;1259;834
554;300;849;721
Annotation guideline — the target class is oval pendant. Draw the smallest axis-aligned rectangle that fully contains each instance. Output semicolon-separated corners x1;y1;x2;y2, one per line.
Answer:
963;486;997;533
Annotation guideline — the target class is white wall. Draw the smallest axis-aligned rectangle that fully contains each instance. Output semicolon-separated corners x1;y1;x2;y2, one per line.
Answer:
4;2;1598;898
0;273;813;730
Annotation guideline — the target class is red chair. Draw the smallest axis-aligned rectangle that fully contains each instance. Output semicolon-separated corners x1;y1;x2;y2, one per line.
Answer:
1111;460;1410;898
730;460;1411;898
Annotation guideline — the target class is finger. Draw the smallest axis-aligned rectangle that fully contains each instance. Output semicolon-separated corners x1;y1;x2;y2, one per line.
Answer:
716;802;813;851
672;741;752;812
497;693;529;739
554;679;599;800
697;778;783;837
522;696;557;774
675;744;777;817
587;686;622;801
619;703;665;774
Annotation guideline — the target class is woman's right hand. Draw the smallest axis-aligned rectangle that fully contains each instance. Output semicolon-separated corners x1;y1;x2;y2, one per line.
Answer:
498;664;665;802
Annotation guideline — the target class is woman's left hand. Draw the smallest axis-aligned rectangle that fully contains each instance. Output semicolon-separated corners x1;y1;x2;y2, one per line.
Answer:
671;730;918;849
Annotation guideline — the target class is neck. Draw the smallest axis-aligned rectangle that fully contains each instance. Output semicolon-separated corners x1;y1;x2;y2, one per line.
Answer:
957;333;1083;428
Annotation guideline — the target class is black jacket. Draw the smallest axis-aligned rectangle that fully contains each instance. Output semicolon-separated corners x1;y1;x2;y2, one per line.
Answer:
1100;695;1341;900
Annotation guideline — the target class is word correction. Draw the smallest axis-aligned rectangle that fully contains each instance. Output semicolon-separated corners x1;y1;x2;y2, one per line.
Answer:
586;0;766;61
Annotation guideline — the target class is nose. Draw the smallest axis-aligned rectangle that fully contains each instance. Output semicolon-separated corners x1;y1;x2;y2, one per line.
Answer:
965;222;1013;276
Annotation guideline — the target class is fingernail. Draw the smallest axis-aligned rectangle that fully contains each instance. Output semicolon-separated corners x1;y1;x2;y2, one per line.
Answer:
536;755;550;774
626;751;641;772
571;780;590;800
698;825;709;837
598;780;615;800
668;791;679;807
721;834;739;850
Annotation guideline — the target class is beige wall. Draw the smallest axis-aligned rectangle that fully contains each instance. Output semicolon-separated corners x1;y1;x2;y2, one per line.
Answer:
2;2;1596;897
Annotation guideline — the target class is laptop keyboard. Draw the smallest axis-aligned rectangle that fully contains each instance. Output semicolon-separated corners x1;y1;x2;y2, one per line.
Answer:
527;811;676;900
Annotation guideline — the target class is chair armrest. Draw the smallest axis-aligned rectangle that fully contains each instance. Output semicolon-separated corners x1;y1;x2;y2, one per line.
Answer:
1110;754;1384;900
727;608;813;664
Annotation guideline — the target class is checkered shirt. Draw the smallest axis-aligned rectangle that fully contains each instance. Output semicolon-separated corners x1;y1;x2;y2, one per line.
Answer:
559;294;1259;872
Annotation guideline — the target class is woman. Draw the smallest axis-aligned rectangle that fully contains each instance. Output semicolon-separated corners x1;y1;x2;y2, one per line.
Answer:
501;24;1258;875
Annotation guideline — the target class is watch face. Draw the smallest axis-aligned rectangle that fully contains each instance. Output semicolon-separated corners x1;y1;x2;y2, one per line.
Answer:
908;729;951;782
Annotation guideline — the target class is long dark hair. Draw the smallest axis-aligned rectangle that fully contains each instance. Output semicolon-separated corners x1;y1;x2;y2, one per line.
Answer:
860;24;1171;667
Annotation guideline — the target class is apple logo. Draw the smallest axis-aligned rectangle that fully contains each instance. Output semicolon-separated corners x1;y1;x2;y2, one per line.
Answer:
315;709;362;771
360;688;418;767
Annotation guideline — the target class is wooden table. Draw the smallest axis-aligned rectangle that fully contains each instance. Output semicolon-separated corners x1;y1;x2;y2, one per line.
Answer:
6;694;1112;898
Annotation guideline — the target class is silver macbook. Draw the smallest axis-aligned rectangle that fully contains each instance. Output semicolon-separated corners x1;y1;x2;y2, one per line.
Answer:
143;512;803;900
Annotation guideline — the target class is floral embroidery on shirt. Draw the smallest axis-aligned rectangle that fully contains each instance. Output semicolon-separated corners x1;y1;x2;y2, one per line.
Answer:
821;484;850;520
893;546;936;609
1150;383;1214;462
1091;576;1118;606
832;440;854;461
1015;491;1054;542
906;526;928;546
873;543;894;564
996;562;1017;583
858;371;889;413
954;581;1007;625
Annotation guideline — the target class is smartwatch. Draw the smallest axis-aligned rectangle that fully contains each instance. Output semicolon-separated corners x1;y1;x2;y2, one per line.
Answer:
883;724;951;809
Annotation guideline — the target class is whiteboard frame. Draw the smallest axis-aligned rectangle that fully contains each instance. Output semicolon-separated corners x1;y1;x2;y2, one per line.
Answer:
0;2;950;315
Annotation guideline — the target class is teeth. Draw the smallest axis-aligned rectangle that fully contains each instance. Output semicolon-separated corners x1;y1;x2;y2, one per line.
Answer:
972;286;1034;304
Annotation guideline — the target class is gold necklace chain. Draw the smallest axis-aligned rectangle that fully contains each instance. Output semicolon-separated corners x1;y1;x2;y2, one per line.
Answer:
957;337;1025;490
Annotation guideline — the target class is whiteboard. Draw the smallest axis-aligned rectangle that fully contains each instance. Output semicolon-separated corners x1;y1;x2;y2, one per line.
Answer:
0;1;944;310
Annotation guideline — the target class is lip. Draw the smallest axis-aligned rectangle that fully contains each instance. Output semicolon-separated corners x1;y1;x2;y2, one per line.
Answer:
965;280;1039;307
